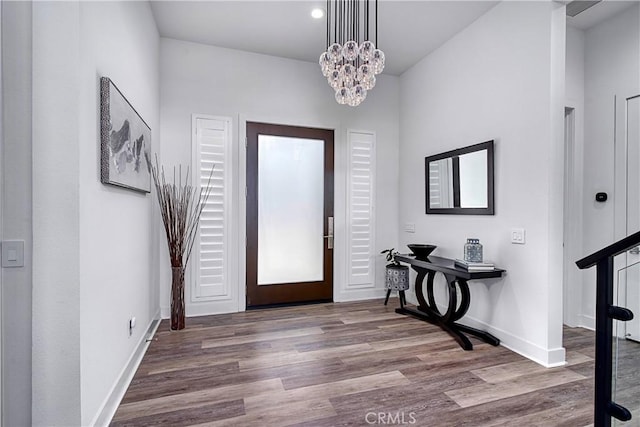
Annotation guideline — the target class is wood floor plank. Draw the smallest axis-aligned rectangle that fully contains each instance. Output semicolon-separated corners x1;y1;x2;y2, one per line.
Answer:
445;368;587;408
416;342;510;364
340;339;456;368
112;302;600;426
485;400;593;427
189;398;336;427
408;346;521;380
142;341;272;363
111;399;245;427
375;319;436;330
401;369;485;392
281;355;424;390
436;392;561;427
339;312;406;324
201;327;325;349
472;380;595;427
238;343;373;370
564;350;594;365
113;378;283;422
327;382;460;422
228;315;346;333
287;328;403;353
144;348;284;375
367;331;451;351
567;358;596;377
244;370;410;413
470;351;593;384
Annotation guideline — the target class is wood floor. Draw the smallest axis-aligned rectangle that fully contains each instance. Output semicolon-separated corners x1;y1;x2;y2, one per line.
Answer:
111;299;597;426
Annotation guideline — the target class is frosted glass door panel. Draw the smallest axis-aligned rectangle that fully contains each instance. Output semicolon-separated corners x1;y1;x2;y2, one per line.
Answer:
258;135;324;285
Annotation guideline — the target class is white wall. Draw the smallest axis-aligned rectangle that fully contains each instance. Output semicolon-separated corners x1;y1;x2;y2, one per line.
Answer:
581;3;640;326
32;3;82;424
78;2;160;425
160;38;400;315
1;2;33;425
32;2;160;425
566;26;585;109
399;1;566;366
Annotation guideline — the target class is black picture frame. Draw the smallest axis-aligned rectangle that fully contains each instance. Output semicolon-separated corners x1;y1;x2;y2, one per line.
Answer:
100;77;151;193
425;140;495;215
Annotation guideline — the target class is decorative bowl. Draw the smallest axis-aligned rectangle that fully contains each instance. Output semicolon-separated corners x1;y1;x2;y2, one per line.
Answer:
407;244;437;260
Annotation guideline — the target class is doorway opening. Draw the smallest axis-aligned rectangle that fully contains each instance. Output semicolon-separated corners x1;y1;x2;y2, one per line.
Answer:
563;106;582;328
616;93;640;342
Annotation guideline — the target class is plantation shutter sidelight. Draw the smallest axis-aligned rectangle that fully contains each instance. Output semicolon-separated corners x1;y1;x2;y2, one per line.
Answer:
193;117;232;301
346;130;376;288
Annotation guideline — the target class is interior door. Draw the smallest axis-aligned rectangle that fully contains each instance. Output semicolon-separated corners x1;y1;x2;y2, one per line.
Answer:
624;94;640;341
246;122;334;307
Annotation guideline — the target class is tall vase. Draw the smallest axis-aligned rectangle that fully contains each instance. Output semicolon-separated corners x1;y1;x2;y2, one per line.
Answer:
171;266;185;330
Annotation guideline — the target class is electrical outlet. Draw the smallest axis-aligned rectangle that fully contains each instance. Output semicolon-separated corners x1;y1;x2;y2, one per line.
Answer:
511;228;526;244
404;223;416;233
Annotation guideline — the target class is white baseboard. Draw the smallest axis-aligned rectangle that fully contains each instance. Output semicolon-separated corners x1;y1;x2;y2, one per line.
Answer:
161;288;388;319
579;314;595;331
91;310;161;427
460;311;570;366
162;302;240;319
334;287;387;302
405;292;418;306
450;313;567;367
404;295;567;367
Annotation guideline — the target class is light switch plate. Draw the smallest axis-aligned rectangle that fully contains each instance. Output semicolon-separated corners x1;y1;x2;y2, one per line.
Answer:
511;228;526;245
2;240;25;267
404;223;416;233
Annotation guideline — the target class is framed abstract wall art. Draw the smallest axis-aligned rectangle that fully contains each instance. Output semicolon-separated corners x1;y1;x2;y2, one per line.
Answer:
100;77;151;193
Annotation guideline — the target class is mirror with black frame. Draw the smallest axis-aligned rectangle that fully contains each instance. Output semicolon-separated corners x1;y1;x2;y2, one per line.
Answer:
425;140;494;215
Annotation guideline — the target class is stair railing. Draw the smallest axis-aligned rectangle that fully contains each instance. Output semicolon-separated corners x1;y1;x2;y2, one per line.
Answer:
576;230;640;426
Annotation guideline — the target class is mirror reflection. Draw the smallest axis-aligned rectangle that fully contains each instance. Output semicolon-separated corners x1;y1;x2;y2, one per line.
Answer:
425;140;494;215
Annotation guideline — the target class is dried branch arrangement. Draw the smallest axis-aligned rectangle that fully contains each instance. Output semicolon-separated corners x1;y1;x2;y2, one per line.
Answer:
151;156;214;267
150;155;214;329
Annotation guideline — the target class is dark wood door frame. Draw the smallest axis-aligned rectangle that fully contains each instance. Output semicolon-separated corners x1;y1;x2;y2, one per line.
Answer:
246;122;334;307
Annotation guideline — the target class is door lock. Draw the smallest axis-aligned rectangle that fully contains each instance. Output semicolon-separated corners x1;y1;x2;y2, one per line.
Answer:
323;216;334;250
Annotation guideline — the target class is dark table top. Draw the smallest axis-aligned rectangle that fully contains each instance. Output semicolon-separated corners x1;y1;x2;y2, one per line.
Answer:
394;254;505;280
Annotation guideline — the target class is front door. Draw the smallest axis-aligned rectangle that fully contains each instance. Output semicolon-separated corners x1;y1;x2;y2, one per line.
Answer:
246;122;334;307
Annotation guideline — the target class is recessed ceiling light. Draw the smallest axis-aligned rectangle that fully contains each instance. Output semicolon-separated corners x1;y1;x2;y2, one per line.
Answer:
311;8;324;19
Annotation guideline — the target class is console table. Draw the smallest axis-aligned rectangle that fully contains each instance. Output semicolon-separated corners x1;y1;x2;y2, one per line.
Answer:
394;254;505;351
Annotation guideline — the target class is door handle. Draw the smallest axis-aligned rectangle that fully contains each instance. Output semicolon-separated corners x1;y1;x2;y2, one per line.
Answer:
324;216;334;249
629;246;640;255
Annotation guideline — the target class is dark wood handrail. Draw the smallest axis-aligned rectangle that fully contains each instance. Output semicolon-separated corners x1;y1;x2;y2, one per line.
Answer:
575;230;639;426
576;230;640;269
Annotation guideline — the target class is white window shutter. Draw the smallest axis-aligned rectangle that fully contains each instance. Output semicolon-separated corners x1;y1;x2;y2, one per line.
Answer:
429;160;442;208
193;117;232;301
429;160;453;208
347;130;376;288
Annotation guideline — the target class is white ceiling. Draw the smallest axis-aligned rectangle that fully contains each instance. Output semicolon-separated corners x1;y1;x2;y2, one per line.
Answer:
567;0;638;30
151;0;639;76
150;1;498;76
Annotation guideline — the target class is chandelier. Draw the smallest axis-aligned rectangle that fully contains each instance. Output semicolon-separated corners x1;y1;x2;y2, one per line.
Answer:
319;0;385;106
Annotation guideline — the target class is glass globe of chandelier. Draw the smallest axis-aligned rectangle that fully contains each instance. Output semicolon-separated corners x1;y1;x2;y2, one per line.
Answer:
319;0;385;107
